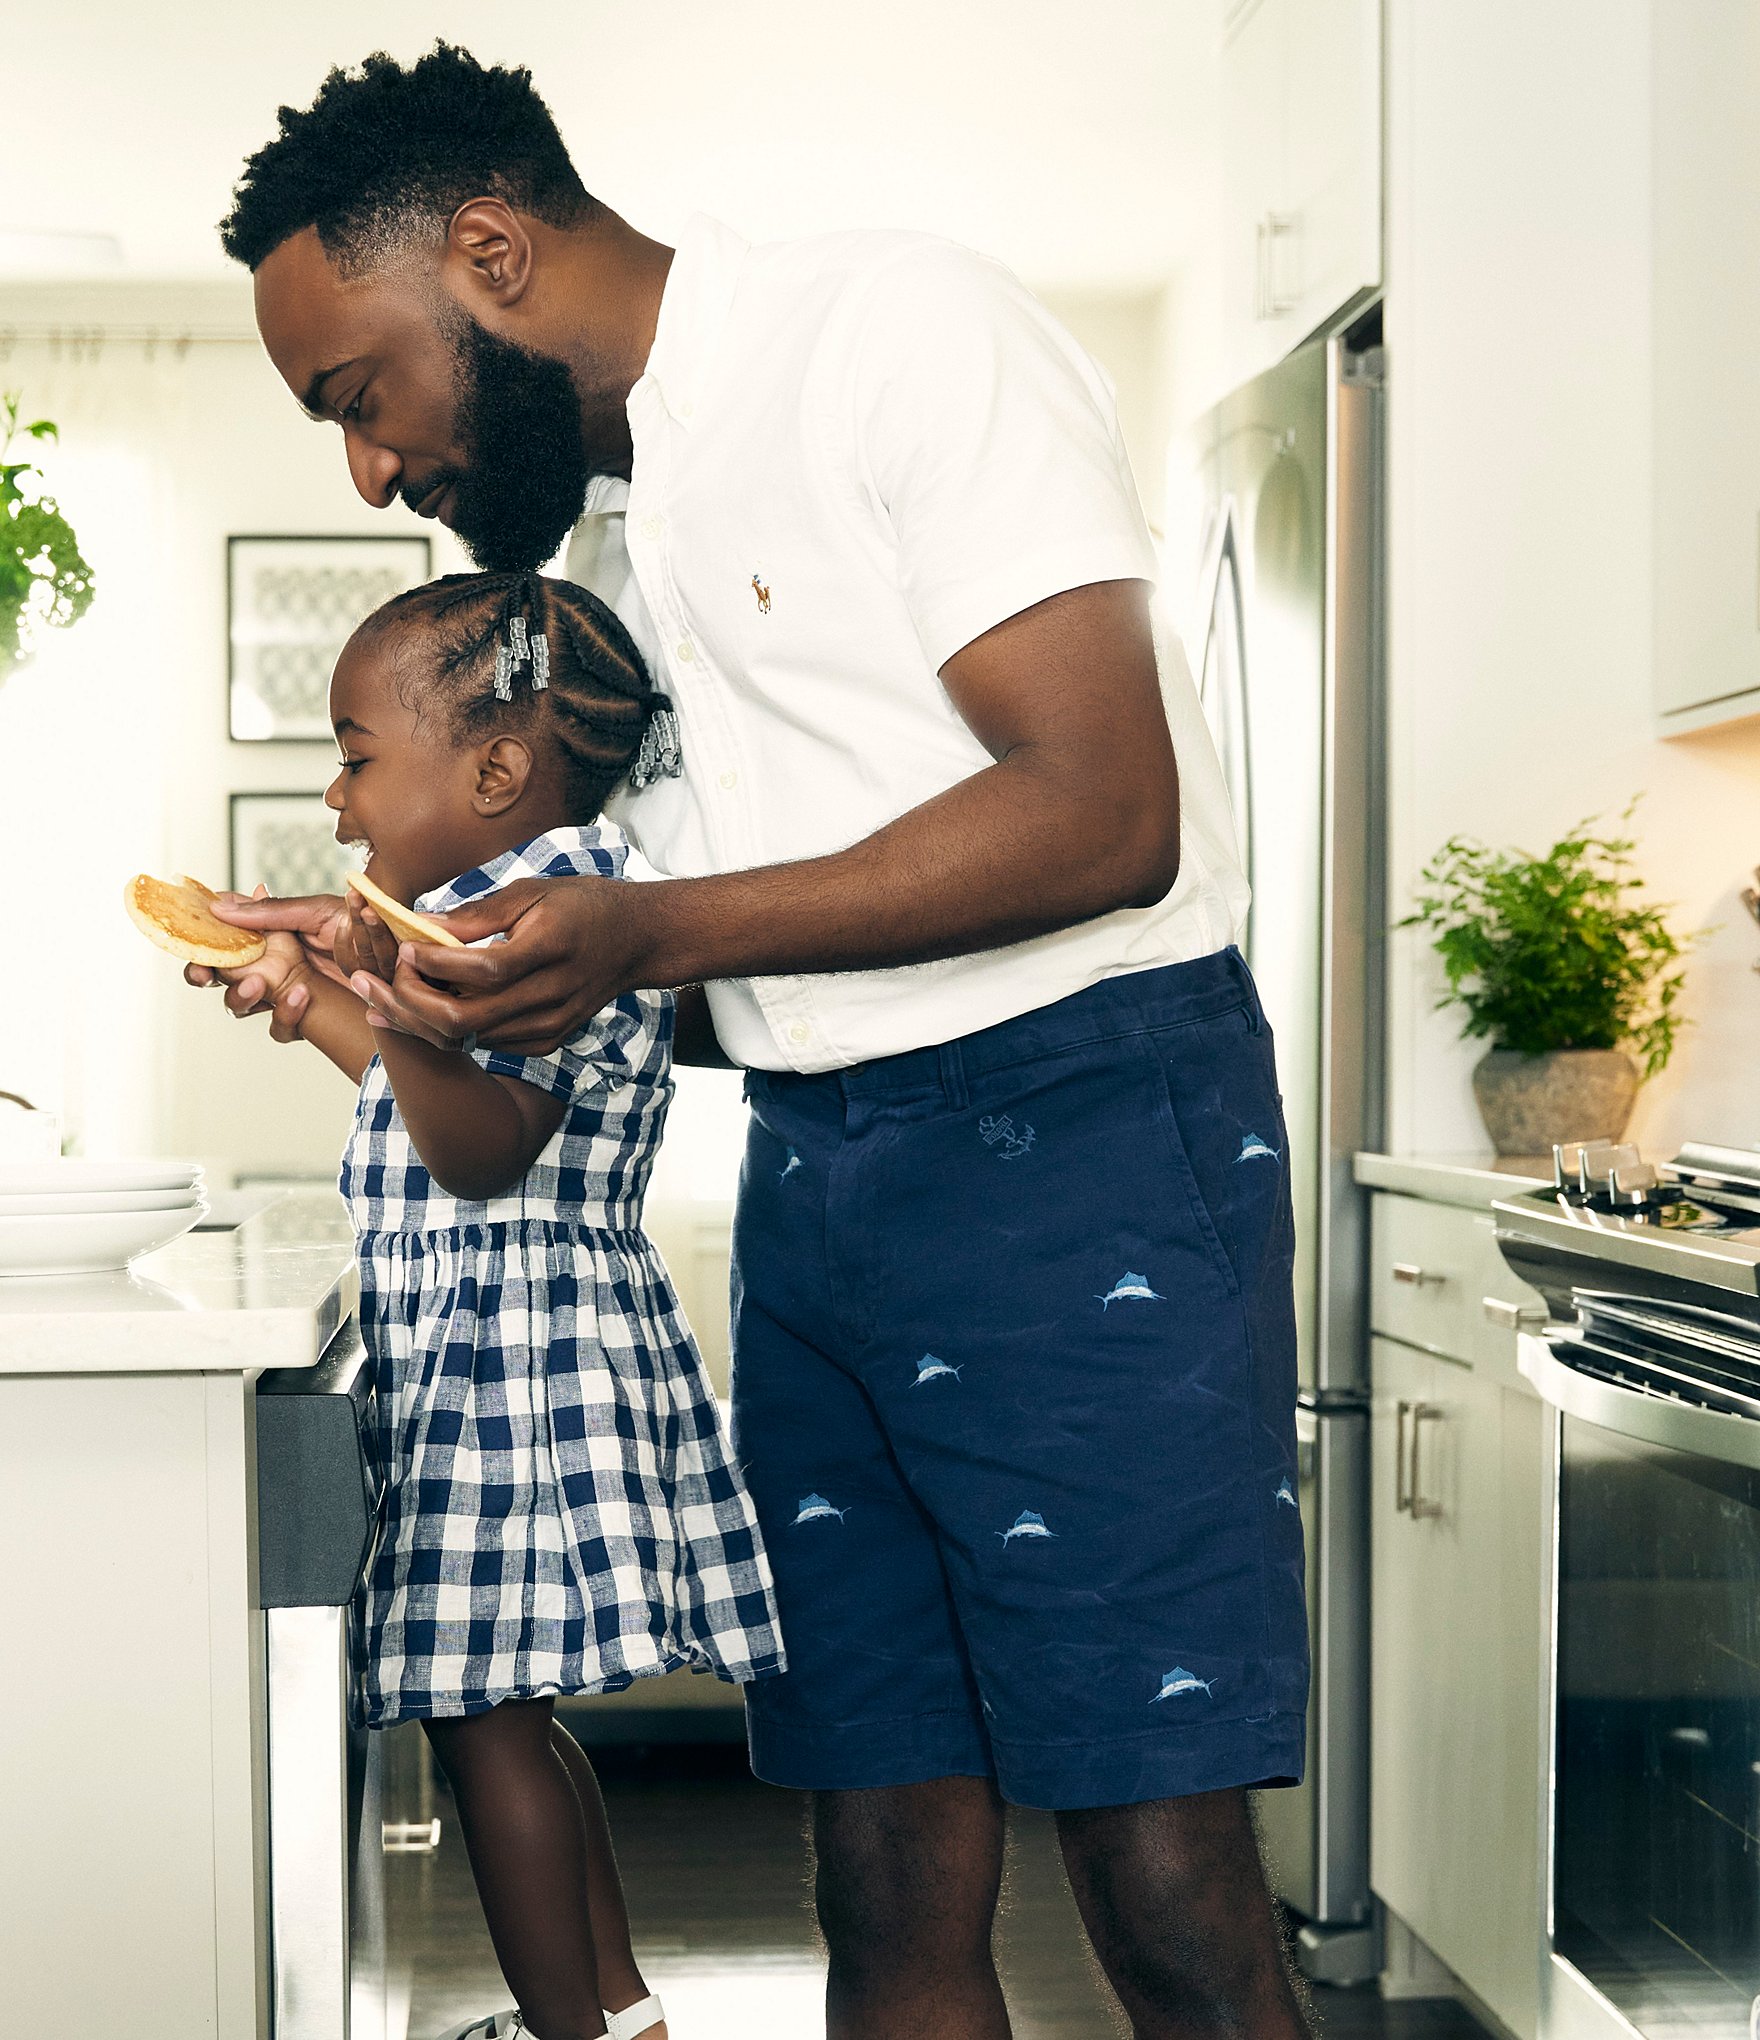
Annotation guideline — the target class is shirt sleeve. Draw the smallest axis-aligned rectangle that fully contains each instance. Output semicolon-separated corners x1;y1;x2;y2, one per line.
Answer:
475;990;665;1104
847;241;1159;673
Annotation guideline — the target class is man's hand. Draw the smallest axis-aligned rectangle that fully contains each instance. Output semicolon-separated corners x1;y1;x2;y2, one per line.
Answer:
183;890;346;1014
353;876;645;1055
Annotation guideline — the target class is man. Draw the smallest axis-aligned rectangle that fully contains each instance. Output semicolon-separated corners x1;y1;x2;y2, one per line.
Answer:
215;44;1311;2040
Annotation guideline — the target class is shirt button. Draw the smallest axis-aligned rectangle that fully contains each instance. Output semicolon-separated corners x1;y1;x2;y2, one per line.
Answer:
788;1022;811;1045
718;769;738;791
641;516;664;540
675;641;695;663
680;401;695;419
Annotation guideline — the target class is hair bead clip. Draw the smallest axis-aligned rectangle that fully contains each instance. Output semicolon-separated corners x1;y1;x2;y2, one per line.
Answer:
493;642;515;701
509;614;530;663
629;704;684;790
530;633;550;690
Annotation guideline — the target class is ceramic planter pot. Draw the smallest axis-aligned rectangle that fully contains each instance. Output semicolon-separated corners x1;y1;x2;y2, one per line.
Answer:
1471;1048;1640;1159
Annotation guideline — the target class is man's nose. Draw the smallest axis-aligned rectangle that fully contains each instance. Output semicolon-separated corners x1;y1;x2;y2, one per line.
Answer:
344;428;403;510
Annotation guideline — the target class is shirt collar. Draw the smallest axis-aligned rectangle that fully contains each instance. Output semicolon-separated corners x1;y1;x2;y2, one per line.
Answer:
416;824;623;915
636;212;750;432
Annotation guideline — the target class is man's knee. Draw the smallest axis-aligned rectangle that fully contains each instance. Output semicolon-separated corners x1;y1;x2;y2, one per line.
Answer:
812;1779;1003;1970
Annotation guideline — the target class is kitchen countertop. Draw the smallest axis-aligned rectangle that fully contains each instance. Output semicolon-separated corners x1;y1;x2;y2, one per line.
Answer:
1354;1151;1552;1209
0;1189;356;1376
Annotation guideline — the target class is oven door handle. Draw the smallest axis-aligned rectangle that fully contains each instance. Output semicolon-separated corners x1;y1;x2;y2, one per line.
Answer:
1519;1333;1760;1471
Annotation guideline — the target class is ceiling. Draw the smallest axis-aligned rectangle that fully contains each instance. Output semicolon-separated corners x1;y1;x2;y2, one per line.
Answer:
2;0;1217;293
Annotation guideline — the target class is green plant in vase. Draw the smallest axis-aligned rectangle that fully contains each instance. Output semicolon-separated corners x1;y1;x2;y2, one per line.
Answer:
1401;808;1699;1156
1;391;96;671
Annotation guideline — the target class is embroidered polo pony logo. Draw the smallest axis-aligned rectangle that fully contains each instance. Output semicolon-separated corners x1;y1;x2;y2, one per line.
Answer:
752;573;771;614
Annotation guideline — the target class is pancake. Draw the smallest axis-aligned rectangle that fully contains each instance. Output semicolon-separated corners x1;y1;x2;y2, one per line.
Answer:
124;873;268;969
345;868;466;950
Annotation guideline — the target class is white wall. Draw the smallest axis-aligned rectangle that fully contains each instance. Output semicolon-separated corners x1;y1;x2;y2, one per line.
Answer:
1383;0;1760;1157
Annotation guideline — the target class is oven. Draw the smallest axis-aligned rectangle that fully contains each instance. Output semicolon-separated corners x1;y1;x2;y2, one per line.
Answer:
1521;1294;1760;2040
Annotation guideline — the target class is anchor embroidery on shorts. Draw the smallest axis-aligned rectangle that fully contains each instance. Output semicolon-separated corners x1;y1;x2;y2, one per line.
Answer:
752;573;772;615
978;1112;1036;1160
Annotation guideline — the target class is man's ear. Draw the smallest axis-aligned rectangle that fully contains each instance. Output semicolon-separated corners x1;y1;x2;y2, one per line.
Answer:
444;197;535;309
474;735;535;814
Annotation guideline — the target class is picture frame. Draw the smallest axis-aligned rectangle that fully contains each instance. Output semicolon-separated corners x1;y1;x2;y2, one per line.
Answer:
229;792;365;900
227;533;431;742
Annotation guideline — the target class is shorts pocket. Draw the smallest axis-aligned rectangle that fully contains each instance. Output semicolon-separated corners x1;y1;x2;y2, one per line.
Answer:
1137;1024;1244;1302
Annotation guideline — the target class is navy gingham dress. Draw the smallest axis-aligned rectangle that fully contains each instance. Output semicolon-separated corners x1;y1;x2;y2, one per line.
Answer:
342;825;785;1726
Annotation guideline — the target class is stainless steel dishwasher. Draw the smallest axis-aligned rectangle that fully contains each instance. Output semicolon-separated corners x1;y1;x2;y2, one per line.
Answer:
258;1317;436;2039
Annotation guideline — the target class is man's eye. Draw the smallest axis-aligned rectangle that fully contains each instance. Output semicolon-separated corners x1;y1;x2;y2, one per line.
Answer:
340;390;366;424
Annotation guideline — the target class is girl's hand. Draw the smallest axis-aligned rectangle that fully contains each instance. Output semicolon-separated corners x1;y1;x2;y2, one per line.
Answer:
214;928;317;1039
335;894;402;985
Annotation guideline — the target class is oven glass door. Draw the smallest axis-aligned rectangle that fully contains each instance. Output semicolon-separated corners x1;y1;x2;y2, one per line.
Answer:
1556;1411;1760;2035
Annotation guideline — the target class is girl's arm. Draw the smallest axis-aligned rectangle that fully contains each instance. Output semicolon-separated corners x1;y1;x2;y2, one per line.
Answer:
217;933;377;1083
370;1026;567;1202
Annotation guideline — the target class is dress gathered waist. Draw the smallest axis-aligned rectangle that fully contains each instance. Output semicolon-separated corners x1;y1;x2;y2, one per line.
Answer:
355;1214;649;1253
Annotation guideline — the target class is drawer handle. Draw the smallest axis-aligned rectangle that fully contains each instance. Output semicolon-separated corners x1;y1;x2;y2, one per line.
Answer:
1391;1262;1446;1288
1395;1399;1412;1514
1482;1294;1546;1332
1410;1403;1444;1520
383;1817;442;1855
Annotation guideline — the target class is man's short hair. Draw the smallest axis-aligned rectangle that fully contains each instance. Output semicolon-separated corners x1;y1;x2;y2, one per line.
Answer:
219;41;593;273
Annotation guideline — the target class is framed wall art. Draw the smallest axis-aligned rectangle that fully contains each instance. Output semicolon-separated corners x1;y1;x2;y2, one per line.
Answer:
229;792;365;899
228;533;431;742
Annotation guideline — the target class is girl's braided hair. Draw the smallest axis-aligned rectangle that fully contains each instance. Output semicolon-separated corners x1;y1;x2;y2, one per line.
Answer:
363;571;679;821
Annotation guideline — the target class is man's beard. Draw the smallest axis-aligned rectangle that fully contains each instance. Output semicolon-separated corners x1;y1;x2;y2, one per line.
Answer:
408;314;591;573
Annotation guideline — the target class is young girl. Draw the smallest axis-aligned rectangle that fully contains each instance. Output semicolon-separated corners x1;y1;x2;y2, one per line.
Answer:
224;571;785;2040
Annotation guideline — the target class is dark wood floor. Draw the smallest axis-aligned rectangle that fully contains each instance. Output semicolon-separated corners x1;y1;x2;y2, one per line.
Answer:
390;1745;1490;2039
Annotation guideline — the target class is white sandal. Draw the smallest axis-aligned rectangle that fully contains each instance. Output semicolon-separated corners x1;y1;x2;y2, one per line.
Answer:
437;2014;524;2040
605;1996;665;2040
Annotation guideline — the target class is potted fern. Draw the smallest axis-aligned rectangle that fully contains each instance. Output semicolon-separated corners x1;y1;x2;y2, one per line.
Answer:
1;391;95;671
1402;810;1696;1157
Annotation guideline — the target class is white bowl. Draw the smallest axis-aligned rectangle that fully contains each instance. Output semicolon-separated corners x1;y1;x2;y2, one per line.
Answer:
0;1186;205;1218
0;1159;203;1198
0;1202;206;1278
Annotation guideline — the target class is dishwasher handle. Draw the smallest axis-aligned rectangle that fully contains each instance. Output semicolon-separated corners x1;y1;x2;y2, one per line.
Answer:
1519;1332;1760;1472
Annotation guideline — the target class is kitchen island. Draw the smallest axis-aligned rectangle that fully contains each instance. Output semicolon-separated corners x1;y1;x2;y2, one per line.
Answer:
0;1192;358;2040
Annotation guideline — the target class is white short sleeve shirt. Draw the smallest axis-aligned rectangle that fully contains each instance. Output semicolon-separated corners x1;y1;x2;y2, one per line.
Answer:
567;215;1249;1073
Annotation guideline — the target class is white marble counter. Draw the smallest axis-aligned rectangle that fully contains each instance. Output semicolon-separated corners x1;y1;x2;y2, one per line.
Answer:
0;1189;356;1375
1353;1150;1551;1209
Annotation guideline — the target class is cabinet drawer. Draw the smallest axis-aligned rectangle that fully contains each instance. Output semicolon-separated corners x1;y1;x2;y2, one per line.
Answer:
1370;1193;1544;1379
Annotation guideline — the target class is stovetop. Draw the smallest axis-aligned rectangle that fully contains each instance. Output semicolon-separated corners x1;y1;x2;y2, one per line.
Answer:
1493;1140;1760;1327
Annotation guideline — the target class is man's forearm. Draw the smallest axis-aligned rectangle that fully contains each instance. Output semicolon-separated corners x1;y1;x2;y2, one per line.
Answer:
630;751;1180;988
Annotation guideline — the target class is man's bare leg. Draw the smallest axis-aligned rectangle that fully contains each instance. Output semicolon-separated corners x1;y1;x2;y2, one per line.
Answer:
1056;1786;1313;2039
813;1776;1012;2039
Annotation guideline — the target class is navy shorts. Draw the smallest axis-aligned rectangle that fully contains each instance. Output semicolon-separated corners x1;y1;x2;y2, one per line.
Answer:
729;949;1309;1811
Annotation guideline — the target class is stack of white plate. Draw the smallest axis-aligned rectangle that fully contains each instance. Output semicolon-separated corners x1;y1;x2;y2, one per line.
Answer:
0;1159;208;1277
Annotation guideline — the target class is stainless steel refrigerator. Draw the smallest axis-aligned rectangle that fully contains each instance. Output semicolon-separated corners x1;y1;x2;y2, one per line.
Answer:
1175;320;1385;1983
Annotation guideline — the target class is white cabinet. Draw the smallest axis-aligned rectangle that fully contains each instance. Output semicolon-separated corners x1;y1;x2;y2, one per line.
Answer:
1219;0;1382;389
1654;3;1760;732
1367;1191;1547;2040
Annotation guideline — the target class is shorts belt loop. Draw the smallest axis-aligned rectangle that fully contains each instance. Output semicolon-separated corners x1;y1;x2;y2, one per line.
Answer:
938;1039;969;1111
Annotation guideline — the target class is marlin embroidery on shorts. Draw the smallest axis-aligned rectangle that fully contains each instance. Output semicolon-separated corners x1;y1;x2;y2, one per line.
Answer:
914;1354;962;1386
1152;1666;1216;1703
1236;1132;1281;1163
1276;1477;1299;1509
1097;1271;1164;1310
792;1493;848;1526
978;1113;1036;1160
778;1147;802;1186
752;573;772;614
998;1509;1055;1543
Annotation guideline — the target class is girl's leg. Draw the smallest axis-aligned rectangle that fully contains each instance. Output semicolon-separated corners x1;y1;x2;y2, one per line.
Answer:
547;1717;657;2024
423;1698;607;2040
